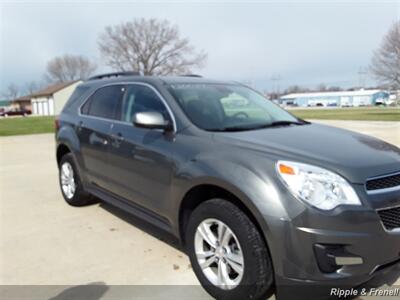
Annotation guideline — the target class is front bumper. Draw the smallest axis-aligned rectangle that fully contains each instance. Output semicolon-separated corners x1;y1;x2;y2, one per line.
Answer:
276;259;400;300
265;184;400;300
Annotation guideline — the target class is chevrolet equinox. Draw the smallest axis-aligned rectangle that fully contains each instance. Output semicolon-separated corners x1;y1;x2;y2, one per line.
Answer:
56;72;400;300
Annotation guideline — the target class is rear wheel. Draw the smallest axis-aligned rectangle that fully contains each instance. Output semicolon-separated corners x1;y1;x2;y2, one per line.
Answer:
58;153;96;206
186;198;274;300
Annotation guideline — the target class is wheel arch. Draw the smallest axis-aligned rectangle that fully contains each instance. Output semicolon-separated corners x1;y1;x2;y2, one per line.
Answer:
56;123;82;165
55;123;88;186
56;143;72;166
178;182;270;248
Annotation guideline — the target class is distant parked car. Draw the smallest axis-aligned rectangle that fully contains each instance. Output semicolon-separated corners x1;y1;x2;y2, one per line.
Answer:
285;101;298;107
0;108;31;117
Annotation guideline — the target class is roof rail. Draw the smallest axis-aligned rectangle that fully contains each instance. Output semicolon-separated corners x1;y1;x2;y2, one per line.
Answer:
180;74;202;78
87;71;141;81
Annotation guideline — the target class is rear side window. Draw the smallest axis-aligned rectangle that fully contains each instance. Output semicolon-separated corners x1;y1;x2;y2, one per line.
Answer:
81;85;125;120
62;85;90;113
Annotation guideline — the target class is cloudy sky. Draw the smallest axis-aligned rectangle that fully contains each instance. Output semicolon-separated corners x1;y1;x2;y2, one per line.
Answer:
0;0;399;94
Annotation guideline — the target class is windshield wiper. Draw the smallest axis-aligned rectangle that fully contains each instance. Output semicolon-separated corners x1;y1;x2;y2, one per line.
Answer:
207;126;257;132
207;120;308;132
232;120;306;130
267;120;307;127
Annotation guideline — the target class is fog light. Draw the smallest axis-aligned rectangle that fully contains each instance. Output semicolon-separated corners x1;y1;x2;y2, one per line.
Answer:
334;256;363;266
314;244;363;273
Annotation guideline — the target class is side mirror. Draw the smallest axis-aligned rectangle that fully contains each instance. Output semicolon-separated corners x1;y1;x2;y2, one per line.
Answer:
133;111;172;131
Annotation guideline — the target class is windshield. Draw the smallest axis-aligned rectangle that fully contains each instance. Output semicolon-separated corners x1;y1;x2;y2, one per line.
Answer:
168;83;305;131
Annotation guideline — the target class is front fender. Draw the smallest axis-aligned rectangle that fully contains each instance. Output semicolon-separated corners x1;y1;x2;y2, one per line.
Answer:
170;156;288;246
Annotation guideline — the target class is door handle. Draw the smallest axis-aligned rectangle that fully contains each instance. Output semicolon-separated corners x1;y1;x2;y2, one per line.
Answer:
110;133;124;148
111;133;124;142
110;133;123;148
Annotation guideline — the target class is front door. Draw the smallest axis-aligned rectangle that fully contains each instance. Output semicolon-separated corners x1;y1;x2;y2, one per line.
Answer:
107;84;177;216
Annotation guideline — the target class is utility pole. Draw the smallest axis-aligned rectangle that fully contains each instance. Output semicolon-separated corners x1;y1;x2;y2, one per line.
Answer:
271;74;281;96
358;67;367;89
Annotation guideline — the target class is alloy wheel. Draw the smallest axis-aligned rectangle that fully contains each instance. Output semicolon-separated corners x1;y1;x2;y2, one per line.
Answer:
60;162;76;199
194;218;244;290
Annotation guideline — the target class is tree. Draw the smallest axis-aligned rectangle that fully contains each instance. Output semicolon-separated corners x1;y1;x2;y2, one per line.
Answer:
45;54;97;82
316;83;327;92
24;81;41;95
284;85;303;94
327;86;342;92
370;21;400;89
283;85;310;94
1;84;20;100
98;18;207;75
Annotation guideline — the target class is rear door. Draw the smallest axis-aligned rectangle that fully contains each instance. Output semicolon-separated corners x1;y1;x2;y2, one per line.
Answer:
78;85;125;190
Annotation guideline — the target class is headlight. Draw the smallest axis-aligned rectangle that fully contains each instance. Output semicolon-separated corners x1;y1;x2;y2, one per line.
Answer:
276;161;361;210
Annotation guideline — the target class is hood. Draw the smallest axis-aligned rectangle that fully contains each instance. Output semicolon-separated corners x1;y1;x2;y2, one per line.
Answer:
215;123;400;184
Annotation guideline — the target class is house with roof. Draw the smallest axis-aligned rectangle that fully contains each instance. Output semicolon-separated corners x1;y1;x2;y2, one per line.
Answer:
30;80;82;115
11;95;32;111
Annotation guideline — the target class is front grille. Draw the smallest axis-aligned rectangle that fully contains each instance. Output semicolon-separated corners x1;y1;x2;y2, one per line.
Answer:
366;173;400;191
378;207;400;230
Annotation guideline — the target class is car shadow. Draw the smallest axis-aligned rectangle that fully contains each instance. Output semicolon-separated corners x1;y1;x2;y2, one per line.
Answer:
49;282;108;300
99;202;184;253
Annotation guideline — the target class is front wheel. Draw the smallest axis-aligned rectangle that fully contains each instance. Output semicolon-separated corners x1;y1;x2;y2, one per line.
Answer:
186;199;274;300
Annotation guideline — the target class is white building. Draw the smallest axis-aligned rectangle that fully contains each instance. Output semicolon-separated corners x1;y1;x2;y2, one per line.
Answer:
31;80;82;116
279;90;390;107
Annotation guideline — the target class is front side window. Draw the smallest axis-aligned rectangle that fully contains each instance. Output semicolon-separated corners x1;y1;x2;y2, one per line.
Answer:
82;85;125;119
168;83;304;131
120;85;169;123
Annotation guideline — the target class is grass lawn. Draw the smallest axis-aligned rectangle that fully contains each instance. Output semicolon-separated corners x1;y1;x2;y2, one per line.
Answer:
289;107;400;121
0;107;398;136
0;116;54;136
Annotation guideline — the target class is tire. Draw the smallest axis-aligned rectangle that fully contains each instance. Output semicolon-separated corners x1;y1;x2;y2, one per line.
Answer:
186;199;274;300
58;153;97;206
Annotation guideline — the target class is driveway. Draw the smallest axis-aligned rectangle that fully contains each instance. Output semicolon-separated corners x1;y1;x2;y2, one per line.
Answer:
1;120;399;299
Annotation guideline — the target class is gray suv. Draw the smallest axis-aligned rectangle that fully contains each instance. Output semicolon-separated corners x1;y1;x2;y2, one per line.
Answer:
56;72;400;300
